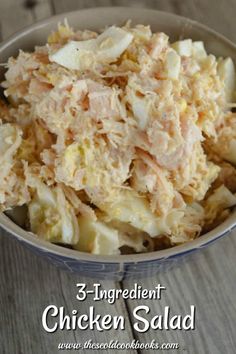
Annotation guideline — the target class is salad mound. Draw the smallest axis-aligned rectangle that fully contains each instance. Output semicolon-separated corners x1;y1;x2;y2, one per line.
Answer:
0;21;236;255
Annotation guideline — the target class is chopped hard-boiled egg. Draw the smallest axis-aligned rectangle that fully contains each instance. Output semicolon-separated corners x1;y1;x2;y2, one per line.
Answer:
171;39;207;59
99;190;184;237
204;185;236;223
219;139;236;165
210;185;236;209
76;215;148;255
0;123;22;162
217;57;236;102
172;39;192;57
130;95;150;130
49;26;133;70
76;216;120;255
192;41;207;59
165;49;181;80
28;179;79;245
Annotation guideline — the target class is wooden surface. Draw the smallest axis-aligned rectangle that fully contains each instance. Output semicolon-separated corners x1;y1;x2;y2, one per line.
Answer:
0;1;236;353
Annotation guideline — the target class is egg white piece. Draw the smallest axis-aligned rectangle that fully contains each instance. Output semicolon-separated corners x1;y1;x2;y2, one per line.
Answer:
131;96;150;130
220;139;236;165
172;39;207;59
49;26;134;70
192;41;207;59
76;216;120;255
165;50;181;80
172;39;193;57
217;57;236;102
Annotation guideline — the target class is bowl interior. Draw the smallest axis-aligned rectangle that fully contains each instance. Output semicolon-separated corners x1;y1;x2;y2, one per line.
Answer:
0;7;236;263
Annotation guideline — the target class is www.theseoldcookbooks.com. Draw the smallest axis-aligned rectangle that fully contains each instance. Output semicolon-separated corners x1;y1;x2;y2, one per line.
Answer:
42;283;195;333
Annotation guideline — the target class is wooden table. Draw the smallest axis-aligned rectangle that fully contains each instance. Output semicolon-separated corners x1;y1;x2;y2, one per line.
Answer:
0;1;236;353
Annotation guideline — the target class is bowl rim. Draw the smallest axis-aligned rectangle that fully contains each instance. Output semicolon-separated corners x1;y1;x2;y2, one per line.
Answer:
0;6;236;264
